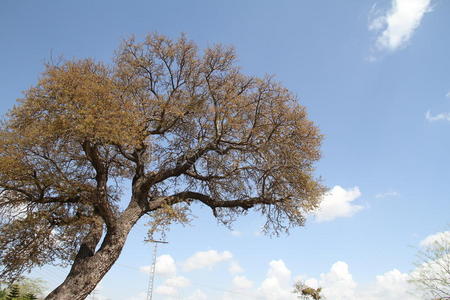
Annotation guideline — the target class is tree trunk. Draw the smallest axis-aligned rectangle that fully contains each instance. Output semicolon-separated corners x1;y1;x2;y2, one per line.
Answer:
45;205;143;300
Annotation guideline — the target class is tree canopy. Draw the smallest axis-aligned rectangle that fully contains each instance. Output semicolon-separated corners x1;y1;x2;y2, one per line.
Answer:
410;232;450;299
0;33;324;299
293;281;323;300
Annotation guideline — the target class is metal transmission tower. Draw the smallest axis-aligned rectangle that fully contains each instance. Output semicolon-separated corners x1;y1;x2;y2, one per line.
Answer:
146;240;168;300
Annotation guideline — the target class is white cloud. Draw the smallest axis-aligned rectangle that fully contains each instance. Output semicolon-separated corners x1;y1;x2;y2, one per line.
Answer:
155;275;191;297
186;289;208;300
183;250;232;271
365;269;414;300
164;275;190;288
125;291;147;300
319;261;357;300
254;229;263;237
155;285;177;296
426;110;450;122
139;255;191;298
258;276;294;300
232;275;254;290
446;91;450;98
314;186;363;222
139;255;190;298
369;0;432;51
266;260;292;283
229;261;244;274
375;191;400;198
136;250;428;300
139;254;177;276
302;262;422;300
231;230;243;237
257;260;295;300
255;259;422;300
420;231;450;247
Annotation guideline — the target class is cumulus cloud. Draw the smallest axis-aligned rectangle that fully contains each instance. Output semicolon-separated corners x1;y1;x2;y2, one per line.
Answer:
257;260;294;300
314;186;363;222
186;289;208;300
183;250;232;271
155;285;177;296
258;276;294;300
362;269;415;300
251;259;423;300
133;245;434;299
319;261;357;299
139;252;427;300
125;291;147;300
232;275;254;290
266;260;292;282
139;254;177;276
301;262;422;300
228;261;244;274
369;0;432;52
155;275;191;297
426;110;450;122
139;255;193;298
164;275;190;288
420;231;450;247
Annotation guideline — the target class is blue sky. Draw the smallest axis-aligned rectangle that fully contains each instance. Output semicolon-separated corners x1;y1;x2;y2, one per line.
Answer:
1;0;449;299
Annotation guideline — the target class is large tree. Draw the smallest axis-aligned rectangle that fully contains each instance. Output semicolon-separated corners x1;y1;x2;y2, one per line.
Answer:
0;33;324;299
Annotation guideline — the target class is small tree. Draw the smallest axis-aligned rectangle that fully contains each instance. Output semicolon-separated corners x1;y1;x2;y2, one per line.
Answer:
0;279;44;300
0;33;324;300
23;293;37;300
5;285;20;300
293;281;323;300
409;232;450;299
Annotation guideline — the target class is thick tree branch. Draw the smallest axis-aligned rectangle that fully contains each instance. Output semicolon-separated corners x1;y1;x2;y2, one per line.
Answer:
81;141;116;228
180;191;275;209
145;143;216;186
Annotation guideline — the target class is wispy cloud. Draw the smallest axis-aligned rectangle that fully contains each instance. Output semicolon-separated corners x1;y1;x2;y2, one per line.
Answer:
446;91;450;98
231;230;243;237
369;0;432;52
375;191;400;198
425;111;450;122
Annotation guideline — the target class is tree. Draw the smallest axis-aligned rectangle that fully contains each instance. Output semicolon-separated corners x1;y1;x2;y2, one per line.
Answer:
5;285;20;300
23;293;38;300
409;232;450;299
0;278;45;300
293;281;323;300
0;33;324;300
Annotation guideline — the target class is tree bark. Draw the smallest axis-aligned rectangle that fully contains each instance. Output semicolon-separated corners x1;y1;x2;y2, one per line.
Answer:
45;204;143;300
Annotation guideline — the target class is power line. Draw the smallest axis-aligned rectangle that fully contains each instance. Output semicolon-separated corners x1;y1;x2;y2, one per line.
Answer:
115;262;265;299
